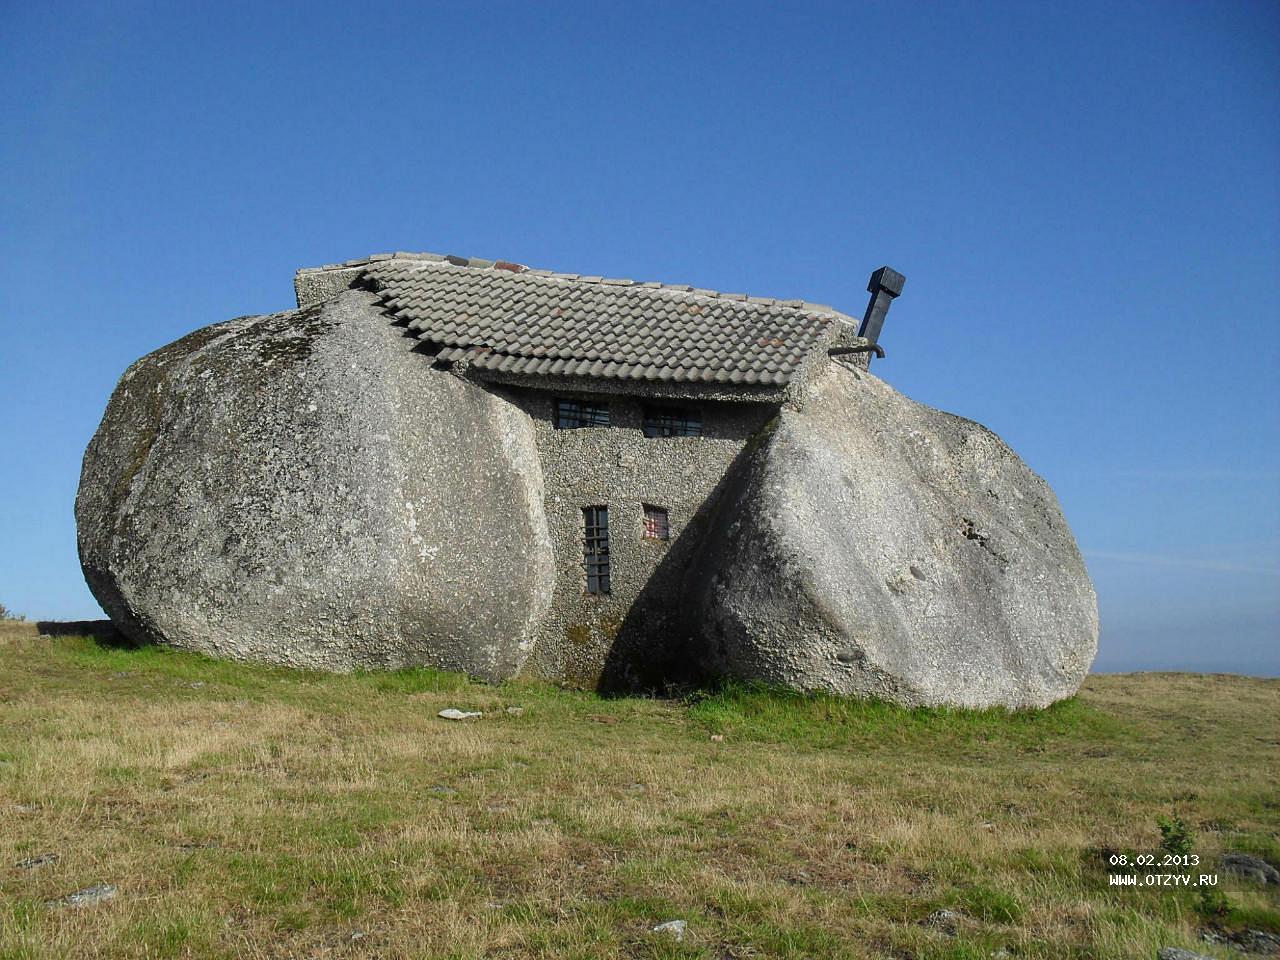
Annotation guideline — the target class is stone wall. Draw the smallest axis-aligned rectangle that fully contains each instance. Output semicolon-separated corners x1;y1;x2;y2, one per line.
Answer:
502;385;774;689
294;266;364;309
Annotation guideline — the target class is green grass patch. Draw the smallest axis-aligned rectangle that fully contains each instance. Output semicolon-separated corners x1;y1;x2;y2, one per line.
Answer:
685;679;1123;751
357;666;473;695
952;884;1025;924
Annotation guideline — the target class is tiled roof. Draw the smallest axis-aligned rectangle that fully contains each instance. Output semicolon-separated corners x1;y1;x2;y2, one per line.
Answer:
350;253;851;387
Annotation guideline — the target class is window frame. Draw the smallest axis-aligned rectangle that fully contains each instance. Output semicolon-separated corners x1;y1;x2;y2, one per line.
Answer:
583;505;611;595
642;504;670;541
555;398;610;430
641;404;702;438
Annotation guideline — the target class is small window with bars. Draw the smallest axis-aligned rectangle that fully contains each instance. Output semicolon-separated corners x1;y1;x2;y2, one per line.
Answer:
583;506;610;595
642;405;702;438
642;505;670;541
556;398;610;429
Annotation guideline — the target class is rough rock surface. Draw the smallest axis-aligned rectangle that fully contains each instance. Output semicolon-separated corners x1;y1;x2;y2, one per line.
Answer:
1220;852;1280;886
77;290;554;678
49;884;118;909
688;364;1097;708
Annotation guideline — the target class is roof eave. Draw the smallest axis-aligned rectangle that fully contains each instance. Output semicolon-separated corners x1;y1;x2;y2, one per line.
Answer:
466;368;789;405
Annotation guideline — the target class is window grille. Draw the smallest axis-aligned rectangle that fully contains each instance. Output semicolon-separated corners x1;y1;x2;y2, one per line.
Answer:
642;505;670;541
583;506;611;594
556;398;610;429
642;405;702;438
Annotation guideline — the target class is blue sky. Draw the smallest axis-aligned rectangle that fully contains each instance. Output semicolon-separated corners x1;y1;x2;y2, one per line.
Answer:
1;1;1276;674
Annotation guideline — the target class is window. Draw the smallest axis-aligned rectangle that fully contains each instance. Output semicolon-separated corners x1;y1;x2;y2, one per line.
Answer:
583;506;611;595
642;405;702;438
556;398;610;429
642;505;670;541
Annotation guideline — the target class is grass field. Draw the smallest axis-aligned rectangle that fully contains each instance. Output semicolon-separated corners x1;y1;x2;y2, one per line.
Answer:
1;620;1276;959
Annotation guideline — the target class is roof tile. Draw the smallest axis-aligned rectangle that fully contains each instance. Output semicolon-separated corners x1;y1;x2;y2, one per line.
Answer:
358;257;844;388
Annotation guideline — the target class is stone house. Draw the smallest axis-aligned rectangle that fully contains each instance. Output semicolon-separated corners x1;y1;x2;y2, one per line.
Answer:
293;253;898;689
78;250;1096;707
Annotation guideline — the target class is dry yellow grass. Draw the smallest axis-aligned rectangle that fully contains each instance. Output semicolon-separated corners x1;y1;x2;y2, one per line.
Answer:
0;620;1276;959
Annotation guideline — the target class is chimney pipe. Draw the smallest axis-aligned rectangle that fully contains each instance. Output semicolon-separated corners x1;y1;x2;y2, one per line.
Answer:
856;266;906;350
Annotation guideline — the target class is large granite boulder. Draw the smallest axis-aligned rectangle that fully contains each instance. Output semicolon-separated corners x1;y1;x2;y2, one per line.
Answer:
76;290;554;678
689;364;1097;708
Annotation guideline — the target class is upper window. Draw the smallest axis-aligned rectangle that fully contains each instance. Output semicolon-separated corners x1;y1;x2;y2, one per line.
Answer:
642;405;702;438
642;505;670;541
583;506;611;595
556;398;610;429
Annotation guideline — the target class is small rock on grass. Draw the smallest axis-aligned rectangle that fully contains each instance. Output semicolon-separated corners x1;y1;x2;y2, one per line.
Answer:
1203;928;1280;954
1157;949;1213;960
15;853;58;869
925;909;960;934
48;884;117;908
1241;930;1280;952
505;706;524;716
652;919;686;940
175;838;219;850
1220;851;1280;885
438;708;482;721
710;734;724;742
